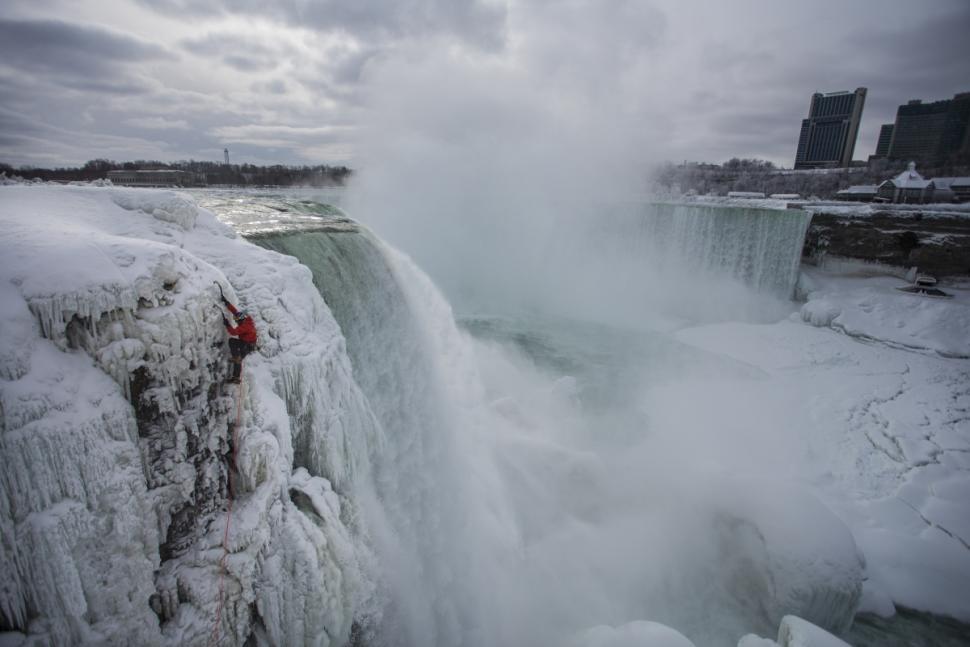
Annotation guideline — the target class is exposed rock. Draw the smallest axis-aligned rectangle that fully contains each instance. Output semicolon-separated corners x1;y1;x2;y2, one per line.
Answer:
803;211;970;278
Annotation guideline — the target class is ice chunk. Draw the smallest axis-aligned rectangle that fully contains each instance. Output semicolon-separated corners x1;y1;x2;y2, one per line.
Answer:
777;615;851;647
738;615;851;647
576;621;697;647
111;189;198;230
738;635;780;647
799;299;841;327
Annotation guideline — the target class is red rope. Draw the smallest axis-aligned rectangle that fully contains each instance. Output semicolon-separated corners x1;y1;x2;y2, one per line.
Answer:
207;374;245;647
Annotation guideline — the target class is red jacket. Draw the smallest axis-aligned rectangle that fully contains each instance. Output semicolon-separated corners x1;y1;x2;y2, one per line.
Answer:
226;303;258;344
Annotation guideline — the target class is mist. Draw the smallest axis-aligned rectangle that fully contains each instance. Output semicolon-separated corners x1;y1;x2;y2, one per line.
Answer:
345;1;674;316
336;3;857;647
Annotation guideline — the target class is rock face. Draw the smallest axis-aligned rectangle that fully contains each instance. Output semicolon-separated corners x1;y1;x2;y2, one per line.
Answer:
0;186;381;646
803;211;970;278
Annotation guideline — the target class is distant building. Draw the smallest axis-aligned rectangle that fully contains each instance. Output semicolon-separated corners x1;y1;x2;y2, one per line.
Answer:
836;164;967;204
727;191;766;198
876;162;935;203
835;185;879;202
931;177;970;203
886;92;970;164
951;178;970;203
794;88;867;169
873;123;894;158
107;169;198;187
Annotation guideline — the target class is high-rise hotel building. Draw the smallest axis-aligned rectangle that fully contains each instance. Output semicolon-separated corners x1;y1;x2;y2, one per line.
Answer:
794;88;867;169
885;93;970;164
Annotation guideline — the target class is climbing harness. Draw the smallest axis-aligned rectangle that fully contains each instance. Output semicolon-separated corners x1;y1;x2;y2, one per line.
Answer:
207;375;245;647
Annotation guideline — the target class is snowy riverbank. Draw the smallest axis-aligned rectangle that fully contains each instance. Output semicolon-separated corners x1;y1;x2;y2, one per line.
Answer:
658;269;970;623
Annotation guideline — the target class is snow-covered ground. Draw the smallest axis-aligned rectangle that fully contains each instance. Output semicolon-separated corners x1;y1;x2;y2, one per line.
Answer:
673;194;970;219
648;268;970;624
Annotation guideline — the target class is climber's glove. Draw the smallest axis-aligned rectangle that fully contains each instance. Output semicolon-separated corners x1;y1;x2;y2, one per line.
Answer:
222;316;230;327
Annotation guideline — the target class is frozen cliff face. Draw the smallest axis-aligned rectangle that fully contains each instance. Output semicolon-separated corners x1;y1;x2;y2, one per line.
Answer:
0;186;381;646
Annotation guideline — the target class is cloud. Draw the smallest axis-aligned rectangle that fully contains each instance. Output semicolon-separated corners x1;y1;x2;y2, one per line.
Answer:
210;123;356;150
252;79;288;95
0;107;176;166
125;116;191;130
181;32;289;72
139;0;507;50
1;0;967;169
0;18;171;83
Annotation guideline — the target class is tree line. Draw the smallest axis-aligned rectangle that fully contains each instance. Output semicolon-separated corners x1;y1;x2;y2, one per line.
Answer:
0;159;353;187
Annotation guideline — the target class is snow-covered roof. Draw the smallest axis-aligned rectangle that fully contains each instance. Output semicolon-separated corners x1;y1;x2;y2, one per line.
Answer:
934;176;970;189
837;185;878;194
886;162;933;189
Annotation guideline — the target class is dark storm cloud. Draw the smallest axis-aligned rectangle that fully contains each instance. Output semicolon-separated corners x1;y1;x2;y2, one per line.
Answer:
139;0;507;50
849;10;970;81
0;18;171;81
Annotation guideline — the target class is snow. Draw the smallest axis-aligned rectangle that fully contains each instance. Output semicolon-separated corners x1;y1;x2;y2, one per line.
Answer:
660;270;970;625
797;269;970;357
680;193;970;219
885;163;931;191
0;185;381;645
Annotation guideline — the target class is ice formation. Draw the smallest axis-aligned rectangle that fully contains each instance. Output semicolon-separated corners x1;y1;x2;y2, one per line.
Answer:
0;186;380;645
738;614;852;647
576;620;697;647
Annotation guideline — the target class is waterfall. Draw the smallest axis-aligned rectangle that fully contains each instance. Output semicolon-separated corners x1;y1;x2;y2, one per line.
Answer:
242;198;843;647
253;226;504;647
594;202;812;298
533;201;813;327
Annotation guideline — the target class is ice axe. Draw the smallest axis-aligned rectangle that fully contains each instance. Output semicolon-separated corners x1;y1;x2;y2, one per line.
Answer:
214;281;230;306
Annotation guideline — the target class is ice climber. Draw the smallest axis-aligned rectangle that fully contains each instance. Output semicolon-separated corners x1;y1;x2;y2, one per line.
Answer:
220;294;257;384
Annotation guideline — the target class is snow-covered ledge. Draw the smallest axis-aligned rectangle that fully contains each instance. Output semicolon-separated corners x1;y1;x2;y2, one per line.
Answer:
0;185;381;646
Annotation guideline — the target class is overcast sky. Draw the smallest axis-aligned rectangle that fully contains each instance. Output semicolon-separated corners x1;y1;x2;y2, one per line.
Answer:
1;0;968;169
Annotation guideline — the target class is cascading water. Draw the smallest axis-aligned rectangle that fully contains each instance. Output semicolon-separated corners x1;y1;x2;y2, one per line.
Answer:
200;192;856;647
252;224;508;646
539;201;813;327
597;202;812;298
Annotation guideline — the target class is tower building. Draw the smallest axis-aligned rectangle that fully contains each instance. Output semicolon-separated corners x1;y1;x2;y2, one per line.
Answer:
886;93;970;165
794;87;867;169
874;124;894;158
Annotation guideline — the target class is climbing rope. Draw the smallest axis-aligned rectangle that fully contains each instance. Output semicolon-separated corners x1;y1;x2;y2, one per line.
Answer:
207;375;245;647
